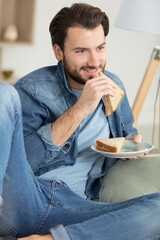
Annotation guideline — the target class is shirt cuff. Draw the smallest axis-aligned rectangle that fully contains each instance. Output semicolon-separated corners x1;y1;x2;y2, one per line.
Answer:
37;123;54;145
37;123;73;153
50;225;70;240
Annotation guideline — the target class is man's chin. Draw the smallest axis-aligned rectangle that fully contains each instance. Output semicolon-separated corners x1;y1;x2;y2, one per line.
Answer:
68;74;86;85
74;78;86;85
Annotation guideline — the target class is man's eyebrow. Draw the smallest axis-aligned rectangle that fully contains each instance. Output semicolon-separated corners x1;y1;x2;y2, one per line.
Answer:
72;46;88;51
98;42;106;48
72;42;106;51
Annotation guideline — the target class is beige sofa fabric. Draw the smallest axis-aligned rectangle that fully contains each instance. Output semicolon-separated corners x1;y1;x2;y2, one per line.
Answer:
100;148;160;203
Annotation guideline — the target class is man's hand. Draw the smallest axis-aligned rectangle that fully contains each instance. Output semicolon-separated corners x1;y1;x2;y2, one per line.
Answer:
52;74;116;147
122;133;148;161
19;234;53;240
128;133;142;143
77;74;116;115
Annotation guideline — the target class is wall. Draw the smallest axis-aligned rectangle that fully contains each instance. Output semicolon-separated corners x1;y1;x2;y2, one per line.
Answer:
2;0;160;146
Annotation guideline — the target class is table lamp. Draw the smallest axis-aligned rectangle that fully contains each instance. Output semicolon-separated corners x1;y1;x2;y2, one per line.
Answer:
115;0;160;146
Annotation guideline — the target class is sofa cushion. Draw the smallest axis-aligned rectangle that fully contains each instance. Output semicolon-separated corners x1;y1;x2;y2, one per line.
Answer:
100;148;160;203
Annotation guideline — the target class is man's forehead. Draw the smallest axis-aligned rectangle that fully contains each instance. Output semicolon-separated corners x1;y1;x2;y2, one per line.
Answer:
64;25;105;47
67;24;104;36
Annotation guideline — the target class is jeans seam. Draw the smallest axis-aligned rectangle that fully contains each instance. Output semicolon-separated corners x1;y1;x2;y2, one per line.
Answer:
0;215;17;237
36;184;55;234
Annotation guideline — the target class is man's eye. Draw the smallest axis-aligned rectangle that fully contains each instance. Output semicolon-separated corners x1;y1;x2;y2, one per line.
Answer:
98;46;105;51
76;49;85;53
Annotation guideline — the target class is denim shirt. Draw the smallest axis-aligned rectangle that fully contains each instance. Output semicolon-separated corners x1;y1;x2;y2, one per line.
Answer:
14;61;138;199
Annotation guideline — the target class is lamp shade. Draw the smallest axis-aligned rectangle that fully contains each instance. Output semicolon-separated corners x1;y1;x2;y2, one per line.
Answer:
115;0;160;35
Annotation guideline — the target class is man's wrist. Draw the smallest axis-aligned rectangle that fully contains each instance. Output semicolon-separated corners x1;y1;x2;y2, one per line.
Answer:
74;100;89;118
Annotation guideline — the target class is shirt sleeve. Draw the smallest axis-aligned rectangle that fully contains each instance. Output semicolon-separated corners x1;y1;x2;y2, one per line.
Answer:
37;123;73;153
37;123;54;145
14;80;74;175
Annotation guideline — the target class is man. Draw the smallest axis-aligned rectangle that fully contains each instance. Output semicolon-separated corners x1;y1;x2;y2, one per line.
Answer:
1;3;160;240
15;3;141;199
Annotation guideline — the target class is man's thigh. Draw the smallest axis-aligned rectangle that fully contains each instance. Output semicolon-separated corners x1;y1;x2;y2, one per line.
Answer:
0;177;55;238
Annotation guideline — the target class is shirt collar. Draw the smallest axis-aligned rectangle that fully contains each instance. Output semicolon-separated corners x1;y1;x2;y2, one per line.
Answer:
57;61;73;94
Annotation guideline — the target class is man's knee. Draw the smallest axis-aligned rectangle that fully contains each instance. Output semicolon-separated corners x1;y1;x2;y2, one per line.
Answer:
0;83;21;110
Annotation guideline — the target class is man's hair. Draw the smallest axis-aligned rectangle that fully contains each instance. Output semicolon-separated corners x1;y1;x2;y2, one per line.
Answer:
49;3;109;51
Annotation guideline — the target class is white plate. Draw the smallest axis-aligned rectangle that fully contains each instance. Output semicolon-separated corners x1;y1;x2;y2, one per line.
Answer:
91;140;154;158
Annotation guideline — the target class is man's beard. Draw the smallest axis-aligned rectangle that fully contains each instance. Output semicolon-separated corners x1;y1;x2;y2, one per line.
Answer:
63;56;106;85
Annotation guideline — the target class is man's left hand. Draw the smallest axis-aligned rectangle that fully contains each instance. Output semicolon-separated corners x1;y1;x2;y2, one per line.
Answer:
128;133;142;143
122;134;148;161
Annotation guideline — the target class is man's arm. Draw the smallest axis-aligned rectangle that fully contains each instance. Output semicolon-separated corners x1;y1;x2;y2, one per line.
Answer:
52;75;116;146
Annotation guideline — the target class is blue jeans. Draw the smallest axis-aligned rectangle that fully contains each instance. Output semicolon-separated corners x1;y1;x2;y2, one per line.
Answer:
0;82;160;240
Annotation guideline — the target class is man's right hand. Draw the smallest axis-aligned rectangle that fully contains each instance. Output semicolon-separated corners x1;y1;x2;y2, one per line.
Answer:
77;74;116;115
51;74;116;147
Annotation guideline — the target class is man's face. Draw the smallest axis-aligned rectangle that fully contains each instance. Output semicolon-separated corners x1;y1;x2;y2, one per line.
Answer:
61;24;107;89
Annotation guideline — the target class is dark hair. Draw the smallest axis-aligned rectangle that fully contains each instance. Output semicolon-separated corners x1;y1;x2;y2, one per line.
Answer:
49;3;109;51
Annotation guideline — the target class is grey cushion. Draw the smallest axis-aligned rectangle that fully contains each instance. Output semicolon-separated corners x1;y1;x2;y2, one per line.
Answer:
100;148;160;203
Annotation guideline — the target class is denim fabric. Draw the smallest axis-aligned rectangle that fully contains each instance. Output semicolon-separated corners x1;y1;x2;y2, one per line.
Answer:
0;196;2;205
50;225;70;240
40;100;110;198
1;83;160;239
14;62;138;199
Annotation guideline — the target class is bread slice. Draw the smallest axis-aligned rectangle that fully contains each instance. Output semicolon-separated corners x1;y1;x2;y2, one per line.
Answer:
99;72;125;116
96;137;125;153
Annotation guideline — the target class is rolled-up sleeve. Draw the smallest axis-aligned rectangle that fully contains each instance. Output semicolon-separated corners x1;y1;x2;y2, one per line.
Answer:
37;123;54;145
37;123;73;153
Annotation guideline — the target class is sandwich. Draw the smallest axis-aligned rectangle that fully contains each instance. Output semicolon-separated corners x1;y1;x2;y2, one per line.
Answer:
96;137;125;153
99;72;125;116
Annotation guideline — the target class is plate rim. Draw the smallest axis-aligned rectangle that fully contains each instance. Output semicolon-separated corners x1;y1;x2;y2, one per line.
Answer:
91;141;154;158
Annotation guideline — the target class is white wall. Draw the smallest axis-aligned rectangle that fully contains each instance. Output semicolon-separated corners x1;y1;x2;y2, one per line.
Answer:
2;0;160;146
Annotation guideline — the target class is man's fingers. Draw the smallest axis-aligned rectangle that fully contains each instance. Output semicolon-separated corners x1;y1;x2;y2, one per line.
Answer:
85;78;116;97
129;134;142;143
133;134;142;143
88;74;117;88
122;153;145;161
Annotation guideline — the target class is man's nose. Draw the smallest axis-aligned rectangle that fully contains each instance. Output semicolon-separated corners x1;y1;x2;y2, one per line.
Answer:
87;52;99;67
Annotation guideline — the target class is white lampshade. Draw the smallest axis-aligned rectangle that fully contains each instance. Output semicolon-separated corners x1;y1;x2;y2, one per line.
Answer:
115;0;160;35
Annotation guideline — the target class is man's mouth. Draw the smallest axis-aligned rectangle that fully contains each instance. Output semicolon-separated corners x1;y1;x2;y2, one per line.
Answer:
81;67;99;75
84;68;97;72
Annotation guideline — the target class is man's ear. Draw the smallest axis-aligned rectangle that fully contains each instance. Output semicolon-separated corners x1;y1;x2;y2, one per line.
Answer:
53;44;63;61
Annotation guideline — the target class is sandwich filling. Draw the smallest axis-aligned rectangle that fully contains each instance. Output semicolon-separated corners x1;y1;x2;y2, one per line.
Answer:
96;137;125;153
